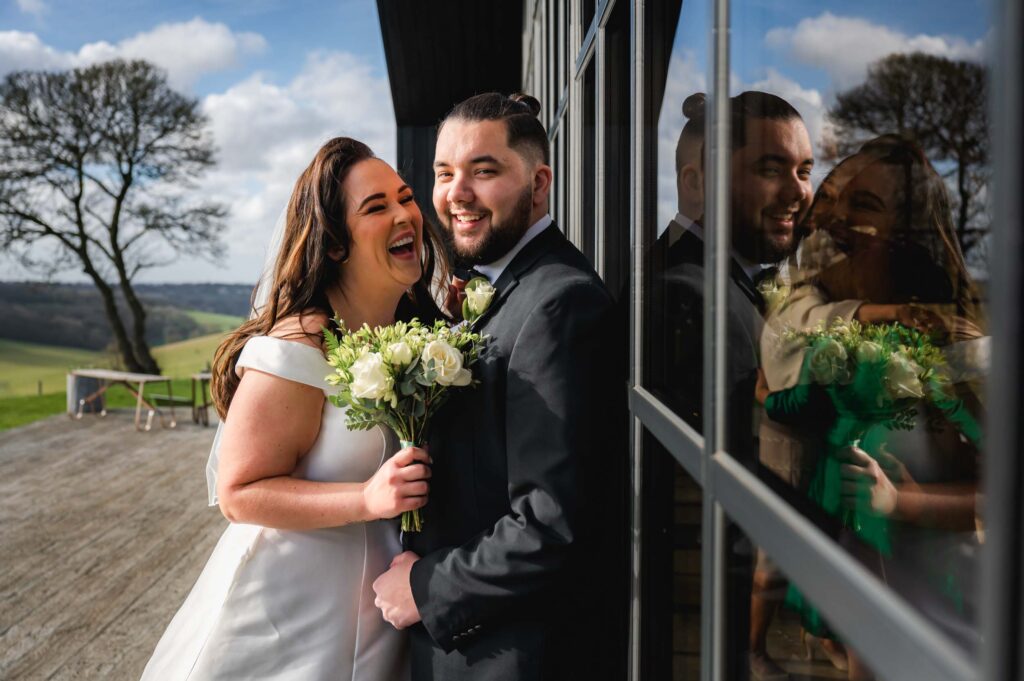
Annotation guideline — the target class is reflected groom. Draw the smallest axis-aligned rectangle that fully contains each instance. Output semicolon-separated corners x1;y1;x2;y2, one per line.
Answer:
372;92;628;681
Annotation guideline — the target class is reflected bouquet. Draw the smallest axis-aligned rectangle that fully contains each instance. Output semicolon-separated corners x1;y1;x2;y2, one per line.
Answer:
323;319;486;531
783;319;953;552
786;318;950;427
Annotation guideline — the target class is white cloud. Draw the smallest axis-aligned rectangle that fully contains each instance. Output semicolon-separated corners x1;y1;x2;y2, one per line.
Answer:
657;50;708;231
0;27;395;284
108;18;266;89
0;30;68;73
16;0;48;19
189;50;396;284
0;18;265;89
766;12;988;89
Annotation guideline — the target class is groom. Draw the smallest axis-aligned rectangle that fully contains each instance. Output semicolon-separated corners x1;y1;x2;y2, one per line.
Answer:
373;92;628;680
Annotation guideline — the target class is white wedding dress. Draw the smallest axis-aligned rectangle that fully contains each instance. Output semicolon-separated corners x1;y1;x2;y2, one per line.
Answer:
141;336;409;681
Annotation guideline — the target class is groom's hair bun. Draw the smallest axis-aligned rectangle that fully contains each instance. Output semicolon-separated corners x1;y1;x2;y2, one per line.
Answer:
442;92;549;165
682;92;707;122
509;93;542;117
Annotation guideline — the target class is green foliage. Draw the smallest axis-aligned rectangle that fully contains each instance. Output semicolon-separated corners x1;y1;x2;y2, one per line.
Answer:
323;318;486;445
785;319;952;423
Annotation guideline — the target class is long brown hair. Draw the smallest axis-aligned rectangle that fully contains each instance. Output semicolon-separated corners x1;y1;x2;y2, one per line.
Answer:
211;137;447;418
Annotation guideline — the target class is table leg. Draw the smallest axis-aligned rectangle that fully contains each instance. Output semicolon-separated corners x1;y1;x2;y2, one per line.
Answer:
75;382;111;420
134;382;147;431
166;381;178;428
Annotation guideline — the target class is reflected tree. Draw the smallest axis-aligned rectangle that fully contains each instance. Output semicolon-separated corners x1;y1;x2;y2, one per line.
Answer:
0;59;227;374
826;53;989;260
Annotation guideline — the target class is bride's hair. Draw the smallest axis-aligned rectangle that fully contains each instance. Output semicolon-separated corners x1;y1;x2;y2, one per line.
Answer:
211;136;448;418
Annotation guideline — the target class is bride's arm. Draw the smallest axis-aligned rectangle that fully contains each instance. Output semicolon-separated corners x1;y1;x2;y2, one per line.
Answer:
216;359;430;531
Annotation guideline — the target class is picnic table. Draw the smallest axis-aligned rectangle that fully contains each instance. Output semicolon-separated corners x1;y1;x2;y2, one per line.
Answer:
68;369;184;432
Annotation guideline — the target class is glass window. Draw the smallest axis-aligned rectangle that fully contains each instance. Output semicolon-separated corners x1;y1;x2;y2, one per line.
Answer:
582;63;596;264
600;0;631;298
641;431;703;680
643;0;712;430
724;0;992;669
736;542;879;680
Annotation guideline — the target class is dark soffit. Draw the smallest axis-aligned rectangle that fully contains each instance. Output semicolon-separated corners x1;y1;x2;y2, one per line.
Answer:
377;0;524;127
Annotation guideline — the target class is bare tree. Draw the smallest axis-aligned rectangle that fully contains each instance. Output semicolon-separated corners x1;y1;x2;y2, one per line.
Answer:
0;59;226;374
826;52;990;259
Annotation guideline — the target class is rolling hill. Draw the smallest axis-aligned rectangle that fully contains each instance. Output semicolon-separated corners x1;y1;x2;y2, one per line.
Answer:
0;331;232;398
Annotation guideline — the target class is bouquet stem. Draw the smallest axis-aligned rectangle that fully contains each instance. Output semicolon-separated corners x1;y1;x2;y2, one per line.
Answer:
399;439;423;533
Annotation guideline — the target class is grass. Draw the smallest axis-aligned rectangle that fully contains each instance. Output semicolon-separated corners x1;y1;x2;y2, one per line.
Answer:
151;332;228;378
182;309;244;334
0;332;229;430
0;339;108;398
0;379;200;431
0;392;69;430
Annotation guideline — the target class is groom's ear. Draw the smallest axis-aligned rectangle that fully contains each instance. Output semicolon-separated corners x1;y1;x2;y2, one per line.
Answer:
532;164;553;206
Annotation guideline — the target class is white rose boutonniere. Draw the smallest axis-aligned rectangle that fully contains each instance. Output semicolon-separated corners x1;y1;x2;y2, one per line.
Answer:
758;279;791;315
462;276;496;324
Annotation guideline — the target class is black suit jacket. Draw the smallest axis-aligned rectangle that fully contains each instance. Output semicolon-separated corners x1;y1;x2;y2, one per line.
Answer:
648;224;764;458
407;224;628;681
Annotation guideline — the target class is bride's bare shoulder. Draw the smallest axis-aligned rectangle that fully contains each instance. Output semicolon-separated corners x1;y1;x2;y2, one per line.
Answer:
267;309;330;349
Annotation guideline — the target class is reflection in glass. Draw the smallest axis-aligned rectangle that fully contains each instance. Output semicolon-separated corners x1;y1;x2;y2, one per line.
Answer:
742;543;874;680
758;134;985;660
727;2;991;677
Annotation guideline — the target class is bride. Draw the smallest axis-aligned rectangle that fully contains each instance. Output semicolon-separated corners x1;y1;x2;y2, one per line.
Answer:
141;137;447;680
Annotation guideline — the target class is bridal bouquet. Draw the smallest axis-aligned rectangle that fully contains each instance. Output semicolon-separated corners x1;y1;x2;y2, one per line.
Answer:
786;318;950;426
323;319;485;532
784;318;952;552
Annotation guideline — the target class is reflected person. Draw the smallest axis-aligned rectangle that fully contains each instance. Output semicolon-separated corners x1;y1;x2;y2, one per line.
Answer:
759;135;986;679
651;90;814;681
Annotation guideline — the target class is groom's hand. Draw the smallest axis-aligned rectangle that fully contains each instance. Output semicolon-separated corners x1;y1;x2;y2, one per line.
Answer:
373;550;422;629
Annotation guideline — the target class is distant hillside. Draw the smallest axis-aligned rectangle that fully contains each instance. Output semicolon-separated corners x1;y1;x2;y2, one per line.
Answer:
0;333;229;397
0;282;251;351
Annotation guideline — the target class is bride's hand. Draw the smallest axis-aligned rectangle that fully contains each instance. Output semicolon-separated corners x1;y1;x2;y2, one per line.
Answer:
362;446;432;520
839;445;898;516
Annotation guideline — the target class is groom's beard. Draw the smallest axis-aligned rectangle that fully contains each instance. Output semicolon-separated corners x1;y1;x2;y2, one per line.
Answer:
442;186;533;268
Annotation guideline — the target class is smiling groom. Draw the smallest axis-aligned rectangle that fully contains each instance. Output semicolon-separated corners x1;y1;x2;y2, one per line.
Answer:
372;92;628;681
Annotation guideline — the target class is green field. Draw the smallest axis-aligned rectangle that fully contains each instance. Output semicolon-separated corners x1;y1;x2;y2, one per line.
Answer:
0;339;108;397
182;309;244;334
0;332;232;430
0;332;230;398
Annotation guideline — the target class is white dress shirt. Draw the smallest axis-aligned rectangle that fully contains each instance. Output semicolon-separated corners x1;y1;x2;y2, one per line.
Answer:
476;214;554;283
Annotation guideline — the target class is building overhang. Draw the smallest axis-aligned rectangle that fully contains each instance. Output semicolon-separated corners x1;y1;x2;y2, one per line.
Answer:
376;0;524;127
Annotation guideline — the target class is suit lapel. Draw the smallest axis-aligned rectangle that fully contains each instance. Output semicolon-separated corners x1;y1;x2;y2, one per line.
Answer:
471;224;565;329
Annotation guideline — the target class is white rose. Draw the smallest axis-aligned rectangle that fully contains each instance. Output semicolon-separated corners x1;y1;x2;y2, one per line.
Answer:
349;351;394;400
761;283;790;315
388;341;414;367
465;279;496;317
855;341;884;363
421;340;472;387
885;354;925;401
808;337;849;385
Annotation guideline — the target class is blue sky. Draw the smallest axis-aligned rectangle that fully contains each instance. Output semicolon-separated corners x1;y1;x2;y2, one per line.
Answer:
1;0;996;282
658;0;994;229
1;0;396;284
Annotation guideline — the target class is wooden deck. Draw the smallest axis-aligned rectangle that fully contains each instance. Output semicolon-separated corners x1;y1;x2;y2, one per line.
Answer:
0;411;226;680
